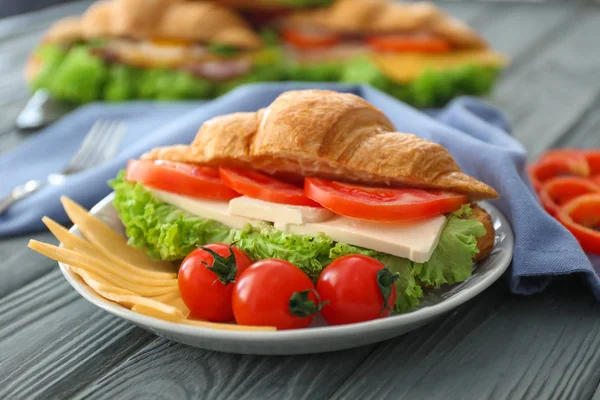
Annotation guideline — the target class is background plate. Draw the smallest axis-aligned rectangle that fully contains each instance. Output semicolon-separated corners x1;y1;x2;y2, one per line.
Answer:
59;193;514;355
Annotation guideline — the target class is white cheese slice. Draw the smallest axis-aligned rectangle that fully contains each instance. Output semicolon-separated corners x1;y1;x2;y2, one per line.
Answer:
147;188;261;229
274;215;447;263
229;196;335;225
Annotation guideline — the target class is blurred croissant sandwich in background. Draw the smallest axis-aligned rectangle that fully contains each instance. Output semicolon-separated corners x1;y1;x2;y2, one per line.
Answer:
27;0;508;107
26;0;278;103
112;89;497;313
275;0;508;107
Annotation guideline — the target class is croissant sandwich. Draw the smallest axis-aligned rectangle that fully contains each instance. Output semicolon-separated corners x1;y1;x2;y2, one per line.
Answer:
111;90;497;313
272;0;508;107
26;0;275;104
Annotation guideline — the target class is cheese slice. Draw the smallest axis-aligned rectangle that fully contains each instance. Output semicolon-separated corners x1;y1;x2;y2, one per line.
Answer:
371;49;509;84
275;215;447;263
148;188;262;229
229;196;335;224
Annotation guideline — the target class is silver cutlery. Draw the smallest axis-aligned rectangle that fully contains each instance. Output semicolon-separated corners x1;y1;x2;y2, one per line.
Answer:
0;120;127;215
15;89;74;130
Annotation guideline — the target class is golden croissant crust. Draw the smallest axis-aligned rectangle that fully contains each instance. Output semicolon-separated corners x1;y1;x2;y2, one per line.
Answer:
143;90;498;200
286;0;486;49
41;0;262;49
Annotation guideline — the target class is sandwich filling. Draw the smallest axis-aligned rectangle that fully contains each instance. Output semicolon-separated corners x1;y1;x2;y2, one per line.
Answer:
111;171;486;313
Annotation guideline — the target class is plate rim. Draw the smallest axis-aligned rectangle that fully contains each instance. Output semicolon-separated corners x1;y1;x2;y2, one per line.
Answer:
59;193;514;343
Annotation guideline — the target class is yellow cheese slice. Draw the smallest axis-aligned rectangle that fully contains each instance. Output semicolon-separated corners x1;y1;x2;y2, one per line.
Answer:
42;216;177;281
370;49;509;84
181;318;277;332
29;241;178;296
60;197;175;274
67;265;186;319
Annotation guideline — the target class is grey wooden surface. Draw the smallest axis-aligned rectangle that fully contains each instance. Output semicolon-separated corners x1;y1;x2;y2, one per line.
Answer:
1;2;600;399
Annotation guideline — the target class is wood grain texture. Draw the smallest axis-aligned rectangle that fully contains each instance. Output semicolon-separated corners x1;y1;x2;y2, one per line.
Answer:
486;4;600;159
330;278;600;400
75;339;375;400
554;94;600;149
0;269;156;400
0;231;57;299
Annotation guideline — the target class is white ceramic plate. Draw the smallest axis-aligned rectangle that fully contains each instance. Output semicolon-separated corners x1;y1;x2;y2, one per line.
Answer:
59;193;513;355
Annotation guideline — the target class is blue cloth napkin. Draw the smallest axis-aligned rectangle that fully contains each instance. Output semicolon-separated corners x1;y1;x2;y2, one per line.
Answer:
2;82;598;298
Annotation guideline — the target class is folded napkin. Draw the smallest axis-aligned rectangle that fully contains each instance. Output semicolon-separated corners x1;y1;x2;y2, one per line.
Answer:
1;82;598;298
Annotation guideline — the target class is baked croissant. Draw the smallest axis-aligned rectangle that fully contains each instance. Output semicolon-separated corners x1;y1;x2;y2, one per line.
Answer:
143;90;498;200
287;0;486;49
40;0;262;49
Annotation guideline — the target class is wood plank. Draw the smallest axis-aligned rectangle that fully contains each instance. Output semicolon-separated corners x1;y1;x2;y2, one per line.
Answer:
0;231;57;299
0;0;92;41
0;269;156;400
331;278;600;400
486;4;600;159
74;338;375;400
554;94;600;149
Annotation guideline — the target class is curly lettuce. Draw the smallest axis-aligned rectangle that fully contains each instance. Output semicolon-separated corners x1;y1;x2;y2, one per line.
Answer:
341;56;500;108
32;43;500;107
412;205;486;288
45;45;108;103
111;173;486;313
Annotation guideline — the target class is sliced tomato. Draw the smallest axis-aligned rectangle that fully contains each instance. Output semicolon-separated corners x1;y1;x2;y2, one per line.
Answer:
529;150;590;192
304;178;467;221
281;28;341;49
125;159;240;200
557;193;600;255
538;177;600;216
366;35;451;53
219;166;321;207
583;150;600;175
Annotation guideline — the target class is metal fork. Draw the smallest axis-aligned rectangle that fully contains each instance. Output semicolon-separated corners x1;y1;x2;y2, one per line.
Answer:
0;120;127;215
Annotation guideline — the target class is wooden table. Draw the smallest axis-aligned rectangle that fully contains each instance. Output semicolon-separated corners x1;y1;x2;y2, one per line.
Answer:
1;2;600;399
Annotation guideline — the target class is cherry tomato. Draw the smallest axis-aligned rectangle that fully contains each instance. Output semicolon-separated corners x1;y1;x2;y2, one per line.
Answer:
219;166;320;206
178;244;252;322
538;177;600;216
557;194;600;255
232;259;319;330
317;255;397;326
281;28;341;49
528;150;590;192
304;177;467;221
366;35;451;53
126;159;240;200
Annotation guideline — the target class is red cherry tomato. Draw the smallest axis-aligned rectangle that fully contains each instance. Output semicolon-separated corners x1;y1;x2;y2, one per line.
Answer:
178;244;253;322
126;159;240;200
232;259;319;330
281;28;341;49
557;194;600;255
317;255;397;326
538;177;600;216
366;35;451;53
304;177;467;221
219;166;320;206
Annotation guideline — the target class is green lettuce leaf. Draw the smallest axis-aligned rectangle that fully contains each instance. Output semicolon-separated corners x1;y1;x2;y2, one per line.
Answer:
104;64;140;102
138;69;214;100
340;56;500;108
412;205;486;288
110;172;234;260
31;44;68;92
31;44;500;107
48;45;108;103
